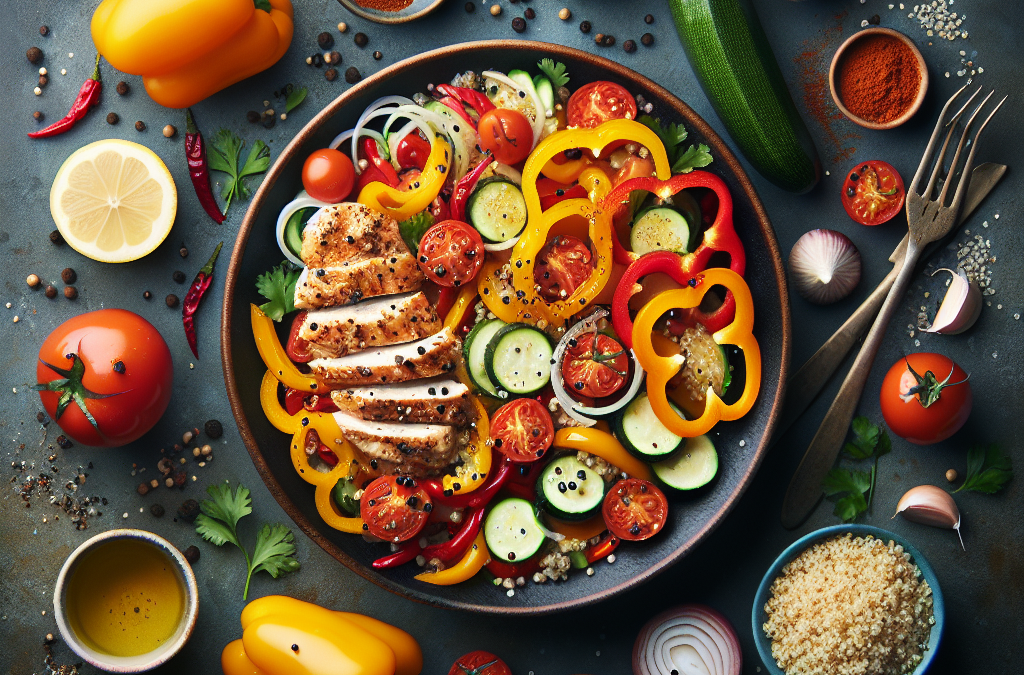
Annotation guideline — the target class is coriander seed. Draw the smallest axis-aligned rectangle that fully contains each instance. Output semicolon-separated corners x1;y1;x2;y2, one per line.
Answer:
559;8;571;20
490;4;502;16
33;111;44;121
163;124;177;137
27;274;41;288
946;469;958;482
337;22;348;33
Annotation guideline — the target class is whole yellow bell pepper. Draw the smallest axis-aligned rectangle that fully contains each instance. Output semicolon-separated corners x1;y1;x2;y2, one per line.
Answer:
223;596;423;675
92;0;294;109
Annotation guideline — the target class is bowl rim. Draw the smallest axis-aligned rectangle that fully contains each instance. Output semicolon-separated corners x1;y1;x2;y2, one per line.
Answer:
336;0;446;25
221;38;792;614
829;27;929;130
751;523;945;675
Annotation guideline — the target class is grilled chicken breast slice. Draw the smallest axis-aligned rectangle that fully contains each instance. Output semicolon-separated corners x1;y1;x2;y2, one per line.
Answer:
331;378;472;426
301;202;410;268
333;411;461;476
299;291;439;360
309;327;461;387
293;254;423;310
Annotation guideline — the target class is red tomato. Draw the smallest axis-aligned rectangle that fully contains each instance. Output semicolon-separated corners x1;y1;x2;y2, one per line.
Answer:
534;235;593;302
284;387;305;416
561;332;629;399
490;399;554;463
602;478;668;541
36;309;173;447
360;476;432;542
448;651;512;675
841;160;905;226
880;353;972;445
302;148;356;203
417;220;485;288
477;108;534;165
397;168;422;192
285;310;311;363
567;81;638;129
396;132;431;170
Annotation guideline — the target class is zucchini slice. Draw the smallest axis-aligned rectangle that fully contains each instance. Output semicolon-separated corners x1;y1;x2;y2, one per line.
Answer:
467;177;528;243
652;435;718;491
463;319;506;397
485;323;553;396
532;75;555;116
630;207;692;256
536;455;606;521
484;498;546;563
613;392;686;461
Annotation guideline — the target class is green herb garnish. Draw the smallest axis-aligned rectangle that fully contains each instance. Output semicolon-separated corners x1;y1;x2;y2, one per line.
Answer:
208;129;271;214
285;86;308;113
955;443;1012;494
537;59;570;88
195;482;300;600
822;416;891;522
638;115;713;174
398;210;435;255
254;0;272;11
255;261;301;322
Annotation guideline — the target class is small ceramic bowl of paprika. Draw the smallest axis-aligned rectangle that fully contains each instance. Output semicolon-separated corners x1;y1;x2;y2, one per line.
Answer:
829;27;928;130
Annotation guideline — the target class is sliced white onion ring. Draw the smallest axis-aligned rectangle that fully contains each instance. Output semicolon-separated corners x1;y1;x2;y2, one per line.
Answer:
276;195;330;265
483;234;523;253
350;95;413;170
482;70;545;148
633;605;742;675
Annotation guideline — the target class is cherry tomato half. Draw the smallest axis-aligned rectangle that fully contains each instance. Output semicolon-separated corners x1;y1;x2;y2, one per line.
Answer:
302;148;356;203
448;651;512;675
567;81;638;129
602;478;668;541
841;160;905;226
534;235;593;302
285;310;311;363
561;332;629;400
490;399;555;463
396;131;431;170
880;353;972;445
417;220;485;288
477;108;534;165
360;475;432;542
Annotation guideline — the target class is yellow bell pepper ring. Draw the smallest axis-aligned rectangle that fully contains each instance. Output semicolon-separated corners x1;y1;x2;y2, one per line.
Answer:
252;304;319;393
92;0;256;77
142;0;294;109
358;134;450;222
632;268;761;437
261;370;300;434
414;531;489;585
553;427;653;481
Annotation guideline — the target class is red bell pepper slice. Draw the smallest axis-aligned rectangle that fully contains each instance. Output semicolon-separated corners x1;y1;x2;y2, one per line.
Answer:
422;451;512;509
605;171;746;342
284;387;305;416
435;84;496;118
352;137;400;197
486;555;541;579
585;534;620;563
537;177;589;211
436;96;477;129
421;507;486;564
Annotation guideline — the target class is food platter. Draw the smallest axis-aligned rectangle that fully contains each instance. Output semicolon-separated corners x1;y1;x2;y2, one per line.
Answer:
221;39;791;613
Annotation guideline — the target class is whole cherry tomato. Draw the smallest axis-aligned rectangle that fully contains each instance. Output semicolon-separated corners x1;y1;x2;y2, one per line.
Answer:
534;235;593;302
448;651;512;675
880;353;972;445
417;220;485;287
302;148;355;203
841;160;905;226
36;309;173;447
396;131;431;170
489;398;554;462
602;478;668;541
567;81;638;129
477;108;534;165
360;475;432;542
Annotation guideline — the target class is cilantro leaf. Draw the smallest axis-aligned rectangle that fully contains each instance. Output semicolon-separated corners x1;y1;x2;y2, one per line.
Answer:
208;129;271;215
238;140;271;199
955;443;1013;494
844;416;882;459
285;86;308;113
256;262;301;321
671;143;713;174
834;492;869;522
638;115;713;174
823;468;872;522
537;59;570;89
398;210;435;255
245;523;301;599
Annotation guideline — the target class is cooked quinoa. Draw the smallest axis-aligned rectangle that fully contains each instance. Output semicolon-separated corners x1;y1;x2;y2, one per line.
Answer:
763;534;934;675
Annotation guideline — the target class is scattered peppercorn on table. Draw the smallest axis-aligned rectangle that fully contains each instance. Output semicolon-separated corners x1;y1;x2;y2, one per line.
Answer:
4;1;1022;674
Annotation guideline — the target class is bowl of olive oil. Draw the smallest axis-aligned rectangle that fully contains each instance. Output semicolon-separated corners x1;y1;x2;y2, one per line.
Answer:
54;529;199;672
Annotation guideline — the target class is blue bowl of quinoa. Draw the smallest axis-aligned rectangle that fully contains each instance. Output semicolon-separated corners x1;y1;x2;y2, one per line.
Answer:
752;524;944;675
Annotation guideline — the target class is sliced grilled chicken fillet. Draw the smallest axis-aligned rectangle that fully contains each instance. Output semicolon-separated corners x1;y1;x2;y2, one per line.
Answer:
293;254;423;310
299;291;439;360
309;327;461;387
331;378;471;425
301;202;411;268
333;411;461;476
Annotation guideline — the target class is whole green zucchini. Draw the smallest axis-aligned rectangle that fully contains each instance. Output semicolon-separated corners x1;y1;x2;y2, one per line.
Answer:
669;0;821;193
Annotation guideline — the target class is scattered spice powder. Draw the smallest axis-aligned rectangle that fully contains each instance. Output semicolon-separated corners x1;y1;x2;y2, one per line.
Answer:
355;0;412;10
836;33;921;123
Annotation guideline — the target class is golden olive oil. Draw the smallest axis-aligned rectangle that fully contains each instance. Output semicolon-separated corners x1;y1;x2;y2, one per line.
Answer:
66;539;185;657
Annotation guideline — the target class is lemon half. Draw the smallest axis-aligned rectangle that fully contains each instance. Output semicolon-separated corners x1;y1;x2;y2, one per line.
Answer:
50;139;177;263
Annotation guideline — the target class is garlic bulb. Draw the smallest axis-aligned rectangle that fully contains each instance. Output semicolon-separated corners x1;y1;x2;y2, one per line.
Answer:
894;484;964;550
925;267;982;334
788;229;862;304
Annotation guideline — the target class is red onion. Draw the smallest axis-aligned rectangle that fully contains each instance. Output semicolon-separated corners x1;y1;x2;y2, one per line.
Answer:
788;229;861;304
633;604;742;675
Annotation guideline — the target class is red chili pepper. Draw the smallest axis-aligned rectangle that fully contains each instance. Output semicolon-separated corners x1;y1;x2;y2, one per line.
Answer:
302;393;339;414
372;540;422;569
353;137;400;198
449;153;495;223
429;194;451;222
29;54;102;139
422;451;512;509
184;108;226;224
606;171;746;340
436;96;477;129
435;84;497;118
435;286;461;320
182;241;223;358
585;534;620;563
421;507;485;563
317;443;339;467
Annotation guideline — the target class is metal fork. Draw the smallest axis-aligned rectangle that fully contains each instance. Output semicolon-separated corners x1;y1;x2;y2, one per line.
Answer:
780;84;1007;529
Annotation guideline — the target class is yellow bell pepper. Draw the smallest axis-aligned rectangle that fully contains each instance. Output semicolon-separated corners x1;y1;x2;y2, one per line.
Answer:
252;304;319;393
358;135;450;222
553;427;653;481
632;268;761;437
223;596;422;675
544;513;607;542
93;0;294;109
414;532;489;585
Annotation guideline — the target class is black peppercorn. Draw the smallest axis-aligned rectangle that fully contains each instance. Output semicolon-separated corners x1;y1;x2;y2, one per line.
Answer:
45;285;57;299
172;270;186;283
373;51;382;60
579;20;591;33
33;111;44;122
63;286;78;300
150;503;165;517
27;47;44;64
61;268;76;284
641;32;654;46
180;245;189;258
177;499;201;522
524;7;535;19
49;230;64;245
113;360;126;374
143;290;152;300
106;112;119;125
325;68;337;81
329;50;341;65
165;294;179;308
183;546;200;565
465;1;475;11
40;25;50;36
512;16;526;32
135;120;146;131
345;66;361;84
39;75;49;87
36;411;47;424
205;419;224;439
354;32;368;47
623;39;637;53
57;435;73;449
317;31;334;49
603;34;616;46
246;110;260;123
644;13;654;24
868;14;881;24
311;53;324;68
116;81;130;95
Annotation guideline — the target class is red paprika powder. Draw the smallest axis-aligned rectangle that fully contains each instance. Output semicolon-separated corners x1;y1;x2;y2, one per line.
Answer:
836;33;921;123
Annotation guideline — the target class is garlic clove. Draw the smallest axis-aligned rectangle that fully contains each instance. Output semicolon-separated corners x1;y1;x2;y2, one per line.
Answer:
788;229;862;305
925;267;982;334
894;484;964;550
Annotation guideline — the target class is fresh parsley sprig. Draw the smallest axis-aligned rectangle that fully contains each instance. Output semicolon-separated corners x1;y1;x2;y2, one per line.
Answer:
537;59;569;88
637;115;713;174
822;417;891;522
255;261;301;322
208;129;271;215
955;443;1012;494
195;482;300;599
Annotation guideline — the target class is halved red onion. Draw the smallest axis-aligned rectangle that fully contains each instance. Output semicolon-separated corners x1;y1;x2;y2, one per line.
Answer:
633;604;742;675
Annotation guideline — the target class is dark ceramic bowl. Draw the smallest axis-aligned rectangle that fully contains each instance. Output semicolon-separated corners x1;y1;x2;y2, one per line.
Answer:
222;40;791;614
752;524;945;674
